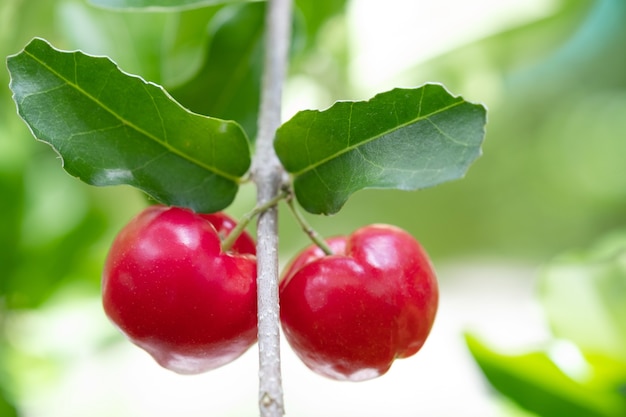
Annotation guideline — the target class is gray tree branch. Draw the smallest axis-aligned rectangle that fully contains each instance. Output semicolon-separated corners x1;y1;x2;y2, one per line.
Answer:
251;0;292;416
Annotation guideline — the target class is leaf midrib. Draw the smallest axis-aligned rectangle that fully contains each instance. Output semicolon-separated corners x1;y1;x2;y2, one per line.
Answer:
22;43;241;183
290;99;467;177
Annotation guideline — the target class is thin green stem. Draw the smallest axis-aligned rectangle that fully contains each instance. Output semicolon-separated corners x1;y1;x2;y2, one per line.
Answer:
221;190;288;253
285;193;334;256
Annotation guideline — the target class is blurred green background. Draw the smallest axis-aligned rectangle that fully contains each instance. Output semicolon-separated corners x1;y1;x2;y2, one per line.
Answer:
1;0;625;416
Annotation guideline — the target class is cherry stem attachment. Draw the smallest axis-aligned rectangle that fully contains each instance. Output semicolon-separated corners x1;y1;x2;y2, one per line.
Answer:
285;191;334;256
221;190;288;253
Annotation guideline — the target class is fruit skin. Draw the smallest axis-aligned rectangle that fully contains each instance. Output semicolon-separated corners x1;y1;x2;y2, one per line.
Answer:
102;205;257;375
279;224;438;381
199;211;256;255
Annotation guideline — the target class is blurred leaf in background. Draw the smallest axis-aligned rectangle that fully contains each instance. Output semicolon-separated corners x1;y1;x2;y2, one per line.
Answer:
467;335;626;417
0;391;17;417
467;231;626;417
540;229;626;362
169;2;266;139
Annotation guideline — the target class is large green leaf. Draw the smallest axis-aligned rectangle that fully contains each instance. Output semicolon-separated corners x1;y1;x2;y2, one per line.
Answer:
89;0;246;11
466;334;626;417
170;2;265;139
274;84;486;215
7;38;251;213
539;231;626;361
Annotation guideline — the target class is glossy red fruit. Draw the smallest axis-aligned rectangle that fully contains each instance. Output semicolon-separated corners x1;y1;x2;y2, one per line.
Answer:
102;205;257;375
199;211;257;255
279;224;438;381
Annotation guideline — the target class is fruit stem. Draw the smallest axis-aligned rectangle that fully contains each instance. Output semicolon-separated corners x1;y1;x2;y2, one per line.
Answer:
221;190;288;253
285;191;334;256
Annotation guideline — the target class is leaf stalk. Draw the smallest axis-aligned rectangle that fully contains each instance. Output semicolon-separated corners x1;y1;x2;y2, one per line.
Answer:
220;190;288;253
285;193;334;256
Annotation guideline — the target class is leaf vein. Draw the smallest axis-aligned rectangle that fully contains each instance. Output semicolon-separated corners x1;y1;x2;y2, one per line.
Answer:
292;100;465;176
426;118;471;147
23;47;239;182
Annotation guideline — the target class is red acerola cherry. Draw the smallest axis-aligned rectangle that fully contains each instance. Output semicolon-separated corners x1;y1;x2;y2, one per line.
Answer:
102;205;257;375
199;211;257;255
279;224;438;381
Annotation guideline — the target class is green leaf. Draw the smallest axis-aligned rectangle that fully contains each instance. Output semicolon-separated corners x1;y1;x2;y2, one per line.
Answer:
162;7;224;87
170;2;265;139
89;0;248;11
0;389;18;417
58;2;171;85
274;84;486;215
294;0;347;42
465;334;626;417
539;231;626;361
0;171;24;301
0;329;18;417
57;2;223;87
7;38;251;213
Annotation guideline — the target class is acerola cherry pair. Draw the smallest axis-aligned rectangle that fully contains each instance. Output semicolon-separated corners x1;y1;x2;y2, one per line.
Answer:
102;205;438;381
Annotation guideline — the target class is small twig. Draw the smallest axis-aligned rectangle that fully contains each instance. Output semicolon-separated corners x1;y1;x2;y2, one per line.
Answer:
221;190;288;253
285;193;334;256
